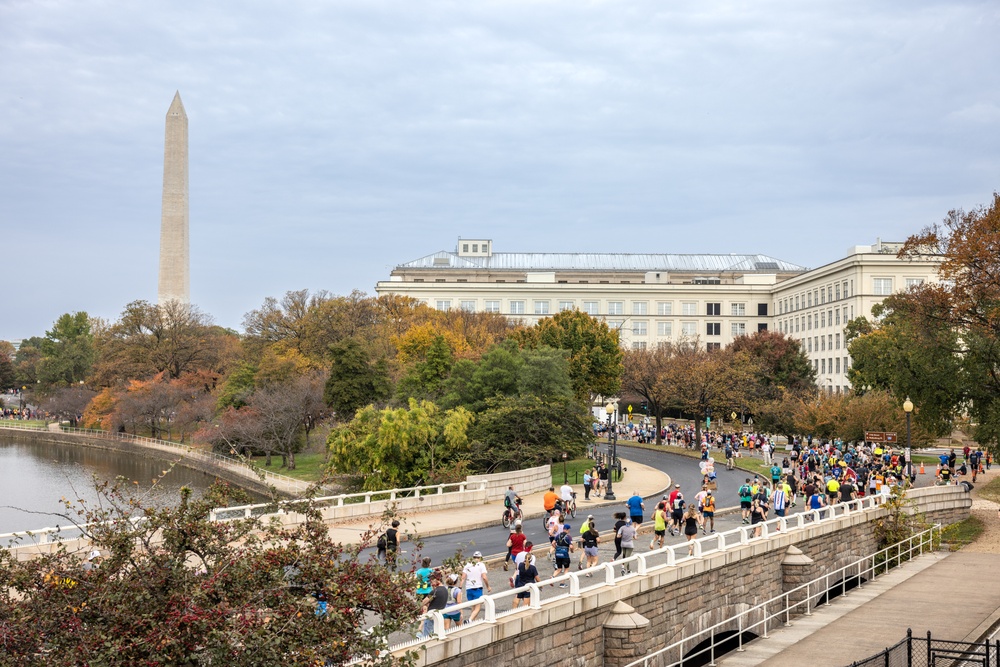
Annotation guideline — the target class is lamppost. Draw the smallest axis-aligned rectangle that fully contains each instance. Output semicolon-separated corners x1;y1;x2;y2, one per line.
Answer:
604;400;618;500
562;452;568;485
903;397;914;482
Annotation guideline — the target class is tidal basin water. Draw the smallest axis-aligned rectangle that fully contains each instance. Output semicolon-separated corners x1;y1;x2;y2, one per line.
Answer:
0;435;239;534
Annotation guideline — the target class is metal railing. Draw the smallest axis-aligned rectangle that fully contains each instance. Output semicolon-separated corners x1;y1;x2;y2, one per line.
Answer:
392;493;894;649
624;524;941;667
0;422;312;492
849;629;1000;667
208;480;490;521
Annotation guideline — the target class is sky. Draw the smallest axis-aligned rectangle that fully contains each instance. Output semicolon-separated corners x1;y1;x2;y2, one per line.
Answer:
2;0;998;342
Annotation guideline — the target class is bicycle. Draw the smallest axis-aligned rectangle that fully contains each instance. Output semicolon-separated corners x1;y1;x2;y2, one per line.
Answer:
566;492;577;519
501;499;522;528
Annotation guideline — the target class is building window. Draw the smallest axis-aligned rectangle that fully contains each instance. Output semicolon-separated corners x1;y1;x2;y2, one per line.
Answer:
510;301;525;315
462;244;469;253
707;342;721;351
633;302;648;315
534;301;550;315
608;301;624;315
807;314;812;330
657;302;673;316
808;338;813;353
795;296;800;310
633;321;648;336
681;321;697;337
472;244;479;252
583;301;599;315
707;322;721;336
731;303;746;316
558;300;575;312
873;278;893;295
707;303;721;316
757;303;768;316
836;283;841;300
836;357;841;373
821;337;826;351
807;293;812;307
906;278;925;289
657;321;672;337
758;323;768;332
632;341;647;350
828;334;833;349
731;322;747;337
485;300;500;313
460;300;476;312
835;333;841;349
436;300;451;311
682;302;697;316
821;290;826;305
606;320;624;330
795;318;800;333
820;312;826;328
821;359;826;374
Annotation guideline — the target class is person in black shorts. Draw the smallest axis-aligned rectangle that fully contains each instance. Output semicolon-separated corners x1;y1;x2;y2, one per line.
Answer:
669;491;685;537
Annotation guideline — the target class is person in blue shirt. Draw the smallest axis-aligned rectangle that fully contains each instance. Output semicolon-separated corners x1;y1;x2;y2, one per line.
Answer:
626;492;645;526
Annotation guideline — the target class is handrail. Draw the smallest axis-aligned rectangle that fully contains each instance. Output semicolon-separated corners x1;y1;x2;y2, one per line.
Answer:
392;493;895;651
207;480;491;521
624;523;941;667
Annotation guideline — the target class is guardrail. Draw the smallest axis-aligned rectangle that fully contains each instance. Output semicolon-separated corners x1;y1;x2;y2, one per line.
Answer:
394;494;893;649
0;422;312;495
208;480;490;521
625;524;941;667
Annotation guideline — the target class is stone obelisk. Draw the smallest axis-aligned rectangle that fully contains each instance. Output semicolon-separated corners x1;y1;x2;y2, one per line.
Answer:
157;91;190;305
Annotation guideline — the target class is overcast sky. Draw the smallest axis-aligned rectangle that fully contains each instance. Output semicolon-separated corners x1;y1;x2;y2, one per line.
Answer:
2;0;998;342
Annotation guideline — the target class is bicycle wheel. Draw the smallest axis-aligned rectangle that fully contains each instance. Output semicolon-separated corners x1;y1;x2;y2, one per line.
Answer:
502;510;512;529
569;502;577;519
542;511;550;530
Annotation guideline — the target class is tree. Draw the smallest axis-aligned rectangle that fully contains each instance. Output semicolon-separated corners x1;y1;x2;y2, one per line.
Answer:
13;336;44;387
517;310;623;402
729;329;816;399
324;337;391;420
395;334;455;402
41;385;97;426
898;192;1000;447
0;341;15;391
91;300;238;386
37;312;95;388
621;345;682;445
327;398;474;489
0;481;420;666
469;395;593;473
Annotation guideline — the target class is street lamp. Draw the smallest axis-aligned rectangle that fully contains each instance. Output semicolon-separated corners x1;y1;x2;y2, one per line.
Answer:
903;397;914;482
604;400;618;500
562;452;568;485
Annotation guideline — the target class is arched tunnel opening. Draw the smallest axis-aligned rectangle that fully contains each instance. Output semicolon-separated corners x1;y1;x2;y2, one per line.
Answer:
679;630;761;667
817;573;867;605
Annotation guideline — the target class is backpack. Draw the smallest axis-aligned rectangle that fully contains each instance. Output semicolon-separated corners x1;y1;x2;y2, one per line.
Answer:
554;534;571;559
739;484;751;499
376;533;387;550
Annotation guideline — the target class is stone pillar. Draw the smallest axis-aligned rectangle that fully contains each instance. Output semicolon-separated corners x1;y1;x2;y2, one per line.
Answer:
781;545;817;618
603;601;651;667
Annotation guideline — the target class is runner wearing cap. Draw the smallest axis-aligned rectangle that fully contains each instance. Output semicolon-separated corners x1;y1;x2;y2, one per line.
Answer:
577;515;594;570
552;523;574;586
460;551;492;621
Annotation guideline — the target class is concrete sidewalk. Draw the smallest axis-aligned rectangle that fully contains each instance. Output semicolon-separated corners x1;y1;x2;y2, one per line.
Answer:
325;457;672;546
716;550;1000;667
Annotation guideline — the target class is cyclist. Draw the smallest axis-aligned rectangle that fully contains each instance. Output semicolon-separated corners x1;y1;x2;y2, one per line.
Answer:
504;486;523;521
560;482;576;515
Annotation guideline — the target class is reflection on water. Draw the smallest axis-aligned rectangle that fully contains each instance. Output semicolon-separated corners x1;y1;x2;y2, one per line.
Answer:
0;436;260;534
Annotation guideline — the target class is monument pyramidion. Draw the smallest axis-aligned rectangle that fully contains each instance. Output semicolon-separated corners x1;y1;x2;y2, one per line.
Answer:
158;91;190;306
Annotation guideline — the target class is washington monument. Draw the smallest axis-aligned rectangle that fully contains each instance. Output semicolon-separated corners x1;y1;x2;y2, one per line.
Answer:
157;91;190;305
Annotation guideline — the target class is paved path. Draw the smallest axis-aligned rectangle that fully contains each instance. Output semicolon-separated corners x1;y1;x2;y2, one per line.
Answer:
716;551;1000;667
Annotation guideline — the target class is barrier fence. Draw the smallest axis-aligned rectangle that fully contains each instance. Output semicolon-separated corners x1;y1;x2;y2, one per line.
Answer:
849;629;999;667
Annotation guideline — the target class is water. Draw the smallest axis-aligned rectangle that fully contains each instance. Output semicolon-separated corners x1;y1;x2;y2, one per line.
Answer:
0;434;251;534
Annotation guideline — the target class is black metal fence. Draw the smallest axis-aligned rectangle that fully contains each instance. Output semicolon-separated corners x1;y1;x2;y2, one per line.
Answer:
849;629;1000;667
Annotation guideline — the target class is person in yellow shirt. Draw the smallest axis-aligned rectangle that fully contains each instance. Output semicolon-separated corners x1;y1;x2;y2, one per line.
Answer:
826;477;841;504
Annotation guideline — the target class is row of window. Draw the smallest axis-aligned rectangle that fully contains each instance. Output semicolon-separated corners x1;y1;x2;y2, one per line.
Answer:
806;333;842;353
778;277;926;315
814;356;849;375
777;305;854;334
611;321;760;337
433;299;768;316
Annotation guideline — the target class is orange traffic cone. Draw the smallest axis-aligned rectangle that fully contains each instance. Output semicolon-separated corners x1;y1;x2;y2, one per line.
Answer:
919;462;925;475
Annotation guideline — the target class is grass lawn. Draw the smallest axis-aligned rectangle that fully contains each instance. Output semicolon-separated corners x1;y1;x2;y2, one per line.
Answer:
249;451;329;483
551;458;598;487
939;515;984;551
979;474;1000;505
0;420;48;429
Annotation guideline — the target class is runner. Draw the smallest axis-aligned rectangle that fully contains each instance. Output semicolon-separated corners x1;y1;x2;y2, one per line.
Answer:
616;518;637;575
683;505;700;555
702;490;716;533
459;551;492;621
552;524;574;587
739;478;753;524
581;519;600;574
627;490;645;525
649;501;668;549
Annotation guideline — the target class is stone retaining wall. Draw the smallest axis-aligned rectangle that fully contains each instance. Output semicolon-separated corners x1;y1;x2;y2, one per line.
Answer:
405;485;971;667
467;464;552;501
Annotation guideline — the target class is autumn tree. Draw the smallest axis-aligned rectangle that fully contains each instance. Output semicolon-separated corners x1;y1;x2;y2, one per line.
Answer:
0;481;420;666
0;341;15;390
729;329;816;399
91;300;239;386
41;385;97;426
621;345;683;444
516;310;623;403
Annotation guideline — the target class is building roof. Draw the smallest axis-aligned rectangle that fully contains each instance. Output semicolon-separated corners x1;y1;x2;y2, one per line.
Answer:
395;251;809;273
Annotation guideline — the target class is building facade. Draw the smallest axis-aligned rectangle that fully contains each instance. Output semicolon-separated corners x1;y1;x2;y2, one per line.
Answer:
375;238;941;394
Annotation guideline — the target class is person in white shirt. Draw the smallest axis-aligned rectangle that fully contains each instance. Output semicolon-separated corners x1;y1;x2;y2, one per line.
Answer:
560;483;575;505
460;551;492;621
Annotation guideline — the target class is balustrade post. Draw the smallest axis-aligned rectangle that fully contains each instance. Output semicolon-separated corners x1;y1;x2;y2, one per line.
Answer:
483;595;497;622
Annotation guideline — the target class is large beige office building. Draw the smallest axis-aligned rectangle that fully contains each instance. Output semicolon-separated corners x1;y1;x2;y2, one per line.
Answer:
375;238;942;394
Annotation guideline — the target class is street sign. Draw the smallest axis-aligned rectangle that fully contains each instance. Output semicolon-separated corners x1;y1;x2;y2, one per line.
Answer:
730;411;737;420
865;431;898;443
627;404;633;414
